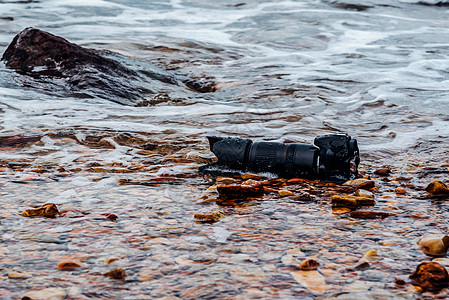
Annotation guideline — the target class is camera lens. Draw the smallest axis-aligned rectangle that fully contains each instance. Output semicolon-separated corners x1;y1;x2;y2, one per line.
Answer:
247;142;319;177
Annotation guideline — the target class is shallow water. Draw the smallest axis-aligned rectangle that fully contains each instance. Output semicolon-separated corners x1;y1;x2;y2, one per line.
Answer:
1;0;449;299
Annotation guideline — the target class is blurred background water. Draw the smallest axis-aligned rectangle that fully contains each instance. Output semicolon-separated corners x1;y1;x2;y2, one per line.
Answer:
1;0;448;160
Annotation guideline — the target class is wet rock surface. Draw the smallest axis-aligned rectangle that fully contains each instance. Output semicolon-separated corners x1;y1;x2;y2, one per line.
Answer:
410;262;449;291
1;28;215;105
417;235;449;257
21;203;59;218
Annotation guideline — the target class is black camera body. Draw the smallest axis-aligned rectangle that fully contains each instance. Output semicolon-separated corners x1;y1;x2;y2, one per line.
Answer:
201;134;359;182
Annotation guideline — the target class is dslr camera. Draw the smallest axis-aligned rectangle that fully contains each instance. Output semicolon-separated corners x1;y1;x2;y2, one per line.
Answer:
200;133;359;182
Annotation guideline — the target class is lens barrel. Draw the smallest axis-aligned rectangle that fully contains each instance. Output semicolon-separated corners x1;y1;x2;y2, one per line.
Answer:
247;142;319;178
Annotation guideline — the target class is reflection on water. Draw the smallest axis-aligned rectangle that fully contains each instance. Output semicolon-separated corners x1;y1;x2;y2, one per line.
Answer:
1;0;449;298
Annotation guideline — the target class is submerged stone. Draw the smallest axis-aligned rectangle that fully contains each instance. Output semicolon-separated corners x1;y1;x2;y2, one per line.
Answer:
349;210;395;219
425;180;449;195
417;235;449;257
410;261;449;291
332;195;375;208
22;203;59;218
194;211;225;223
104;268;126;279
216;179;264;199
1;27;215;105
299;258;320;271
1;28;144;104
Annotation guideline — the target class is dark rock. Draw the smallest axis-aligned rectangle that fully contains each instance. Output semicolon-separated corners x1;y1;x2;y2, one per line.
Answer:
1;28;215;105
328;1;373;11
349;210;396;219
374;168;391;176
1;28;144;104
217;179;264;200
104;268;126;279
426;180;449;195
410;262;449;291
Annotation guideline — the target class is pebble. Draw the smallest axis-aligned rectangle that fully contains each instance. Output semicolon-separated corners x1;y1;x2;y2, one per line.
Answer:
278;190;294;197
343;179;375;190
360;250;379;262
216;177;235;184
374;168;391;176
394;187;407;195
410;261;449;291
332;195;375;208
349;210;396;219
417;235;449;256
8;271;31;279
57;262;82;270
194;211;225;223
22;288;66;300
425;180;449;195
104;268;126;279
216;179;264;199
21;203;59;218
299;259;320;270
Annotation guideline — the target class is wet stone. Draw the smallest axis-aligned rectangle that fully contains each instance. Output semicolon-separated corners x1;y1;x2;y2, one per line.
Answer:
216;179;264;199
349;210;396;219
57;261;82;270
343;179;375;190
417;235;449;257
194;210;225;223
104;268;126;279
21;203;59;218
410;262;449;291
278;190;294;197
8;271;31;279
425;180;449;195
394;187;407;195
374;168;391;176
299;258;320;271
332;195;375;208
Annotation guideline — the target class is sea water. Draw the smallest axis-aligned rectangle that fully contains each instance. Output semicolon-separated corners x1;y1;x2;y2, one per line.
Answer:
0;1;449;299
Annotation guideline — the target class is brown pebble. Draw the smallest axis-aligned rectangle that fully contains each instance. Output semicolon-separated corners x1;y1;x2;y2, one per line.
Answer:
374;168;391;176
106;258;119;264
395;187;407;194
194;211;225;223
394;278;406;285
278;190;294;197
216;179;264;199
332;195;375;208
410;262;449;291
299;259;320;270
349;210;396;219
425;180;449;195
357;180;375;190
57;262;81;271
22;203;59;218
292;192;313;201
353;261;370;270
101;213;118;221
104;268;126;279
241;173;265;180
